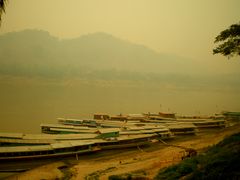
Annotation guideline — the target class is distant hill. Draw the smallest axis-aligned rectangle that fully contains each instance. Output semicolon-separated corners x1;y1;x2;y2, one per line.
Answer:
0;29;239;90
0;29;198;77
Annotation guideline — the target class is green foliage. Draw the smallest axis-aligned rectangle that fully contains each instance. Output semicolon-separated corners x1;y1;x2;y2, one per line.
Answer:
155;132;240;180
109;174;131;180
213;23;240;57
108;170;147;180
217;132;240;147
155;158;198;180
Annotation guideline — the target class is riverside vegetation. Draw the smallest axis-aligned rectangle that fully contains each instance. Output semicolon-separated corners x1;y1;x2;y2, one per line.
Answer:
154;132;240;180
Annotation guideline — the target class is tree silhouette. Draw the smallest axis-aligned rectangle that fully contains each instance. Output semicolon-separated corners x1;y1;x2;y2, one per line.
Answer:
0;0;7;25
213;23;240;58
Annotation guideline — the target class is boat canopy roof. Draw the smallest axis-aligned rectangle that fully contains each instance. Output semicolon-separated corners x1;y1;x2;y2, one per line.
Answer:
166;123;196;129
50;128;98;133
0;133;24;139
0;145;52;153
41;123;94;130
117;134;154;141
97;128;120;134
0;140;95;153
0;133;98;140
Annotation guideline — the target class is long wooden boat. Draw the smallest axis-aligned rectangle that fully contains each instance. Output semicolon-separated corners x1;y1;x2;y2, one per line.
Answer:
0;132;98;146
0;134;157;160
41;123;98;134
192;120;226;129
166;123;197;135
94;134;155;150
57;118;99;127
0;141;97;160
177;119;227;129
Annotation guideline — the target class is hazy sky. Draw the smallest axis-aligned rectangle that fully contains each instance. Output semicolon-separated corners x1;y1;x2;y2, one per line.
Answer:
0;1;240;132
0;0;240;63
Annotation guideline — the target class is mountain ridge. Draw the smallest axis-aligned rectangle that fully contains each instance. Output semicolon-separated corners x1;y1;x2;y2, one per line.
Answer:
0;29;198;76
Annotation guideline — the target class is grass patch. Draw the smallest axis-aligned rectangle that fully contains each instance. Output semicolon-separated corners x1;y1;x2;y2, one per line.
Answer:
109;170;147;180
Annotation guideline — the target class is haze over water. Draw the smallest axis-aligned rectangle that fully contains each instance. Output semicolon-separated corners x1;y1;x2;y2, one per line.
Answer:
0;0;240;133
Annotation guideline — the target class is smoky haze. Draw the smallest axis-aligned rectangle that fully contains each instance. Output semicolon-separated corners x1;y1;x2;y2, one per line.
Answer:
0;30;240;133
0;1;240;133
